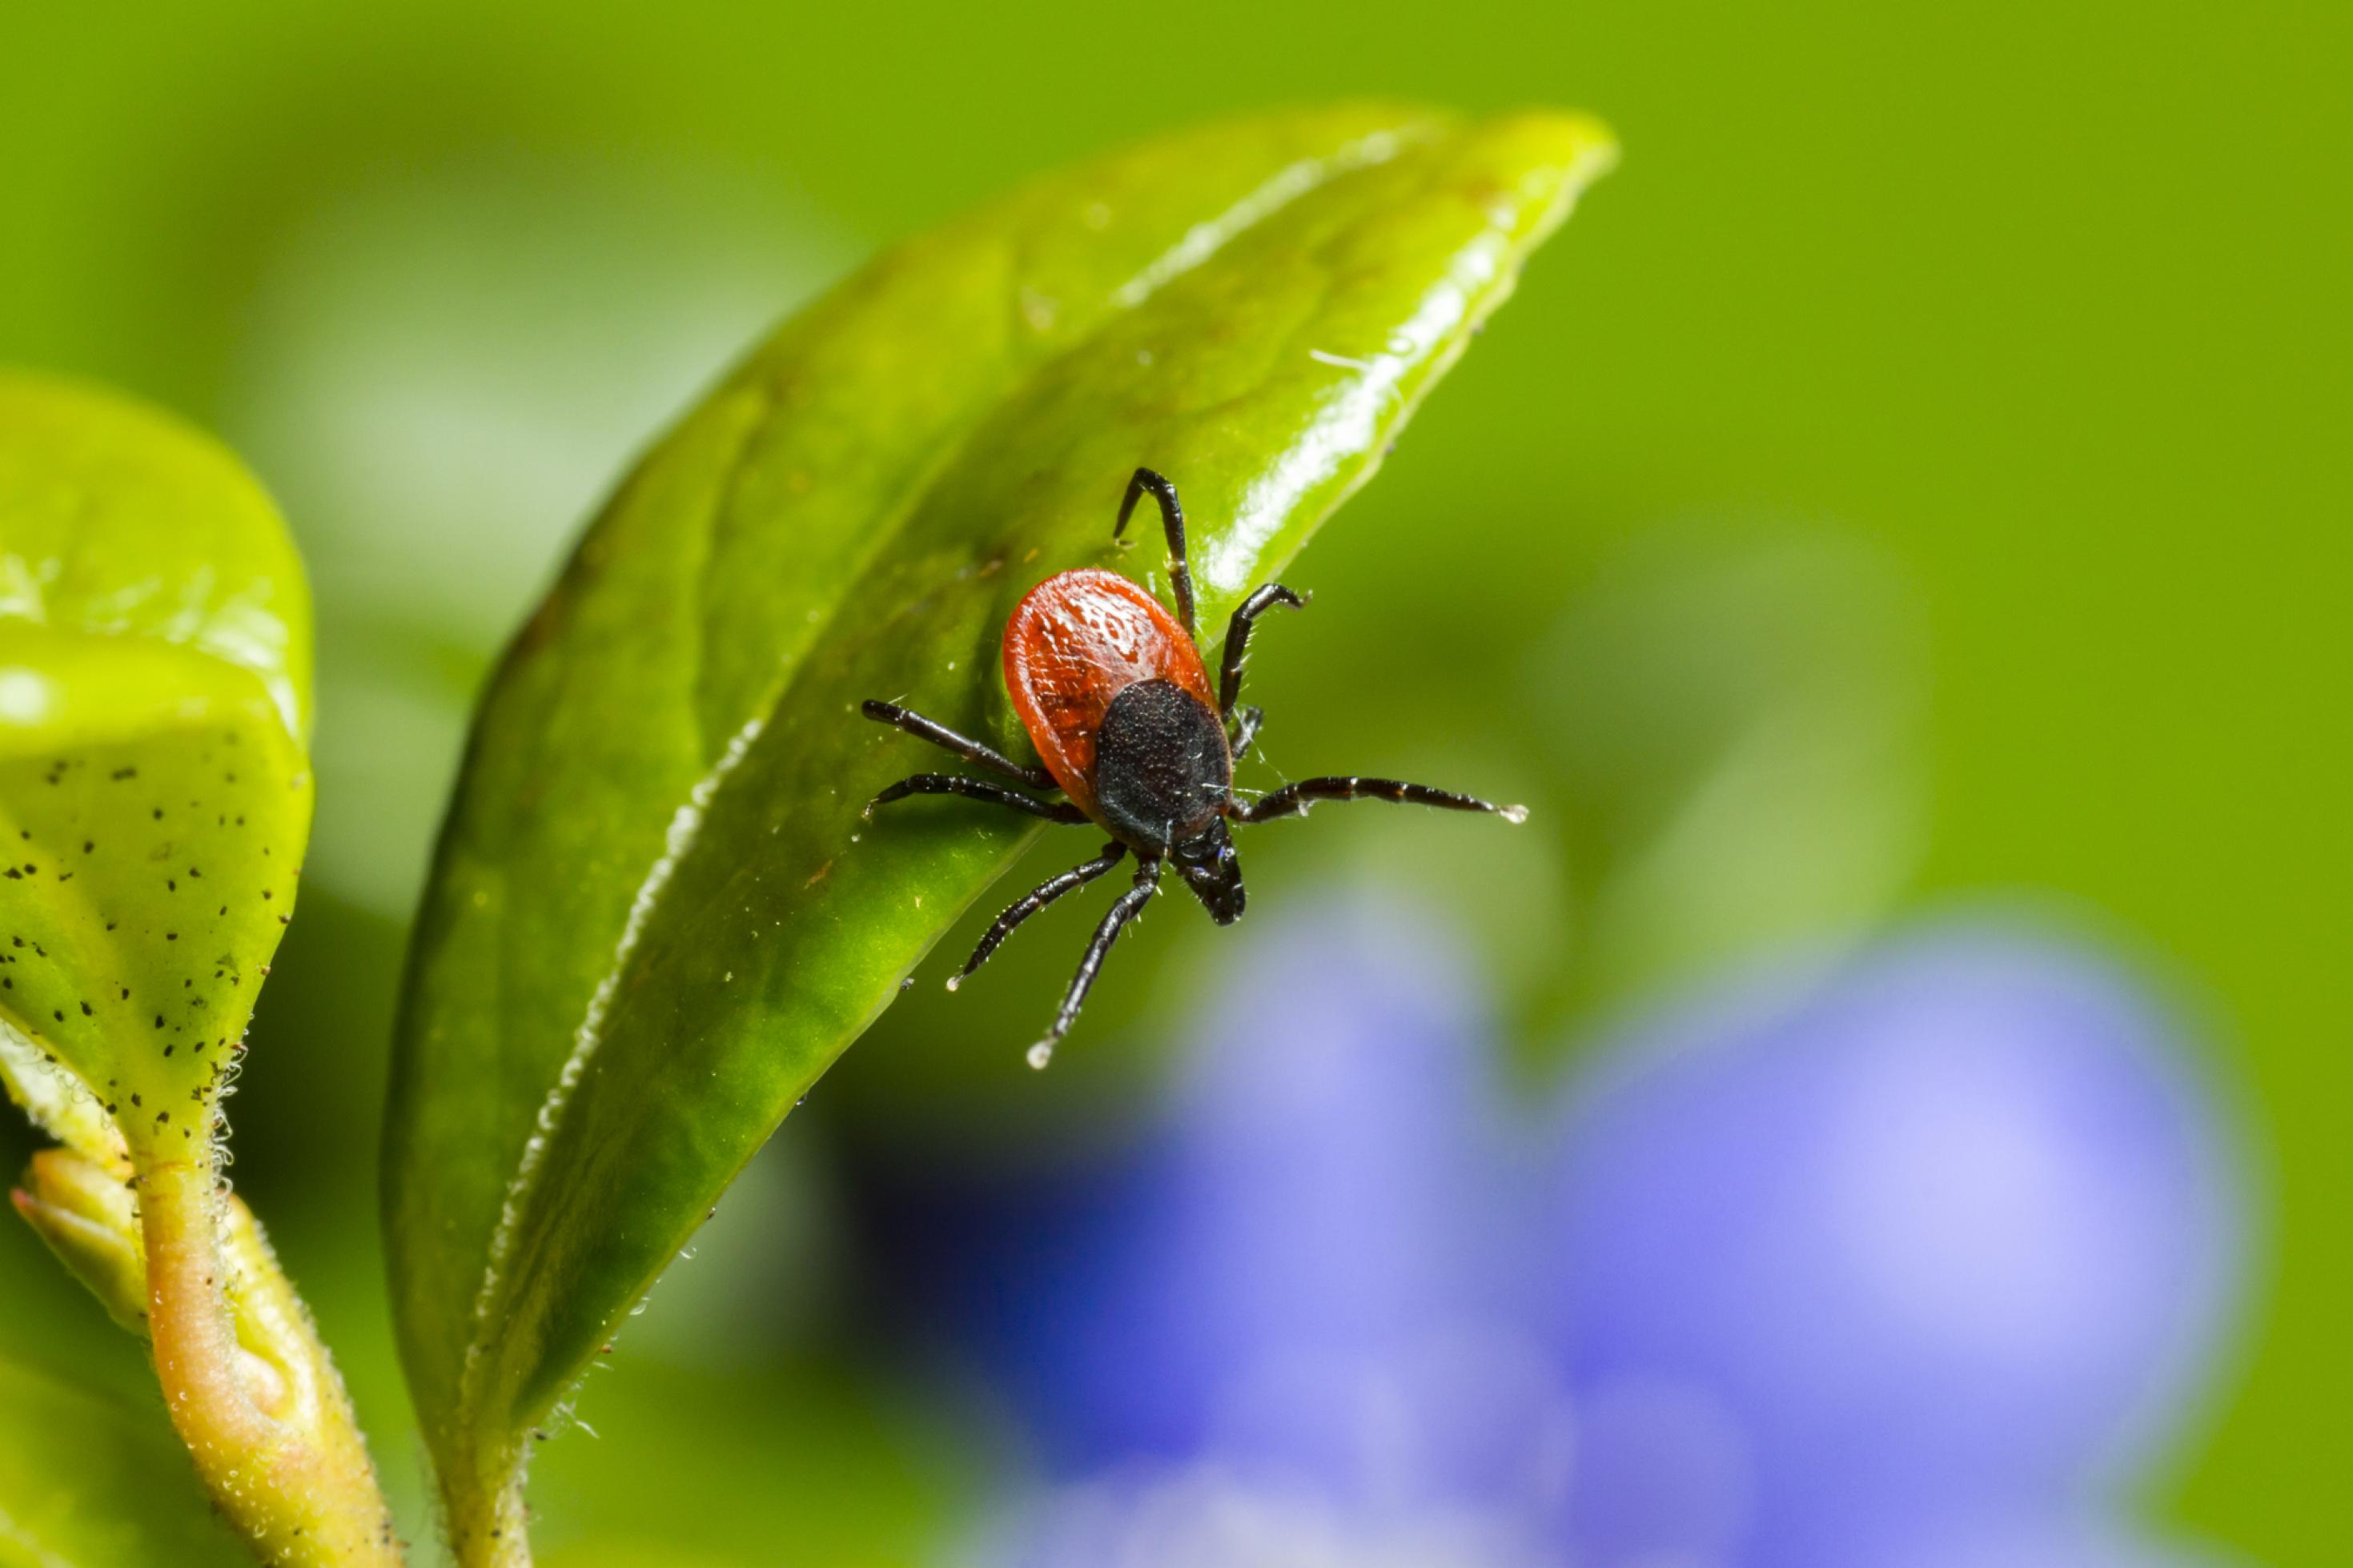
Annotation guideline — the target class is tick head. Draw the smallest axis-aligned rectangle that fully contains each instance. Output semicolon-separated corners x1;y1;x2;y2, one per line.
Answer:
1173;817;1244;925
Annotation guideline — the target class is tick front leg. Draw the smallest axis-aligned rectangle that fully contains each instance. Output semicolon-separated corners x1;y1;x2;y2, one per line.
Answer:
1114;467;1196;636
1028;853;1164;1069
861;700;1056;788
950;841;1129;989
865;775;1090;823
1234;776;1528;824
1218;583;1307;714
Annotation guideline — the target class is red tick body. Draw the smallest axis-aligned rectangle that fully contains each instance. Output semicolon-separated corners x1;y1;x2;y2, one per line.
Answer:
1003;567;1220;825
861;466;1523;1068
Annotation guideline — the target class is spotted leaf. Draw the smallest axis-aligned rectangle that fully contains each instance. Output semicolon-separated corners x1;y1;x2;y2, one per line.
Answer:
0;371;311;1170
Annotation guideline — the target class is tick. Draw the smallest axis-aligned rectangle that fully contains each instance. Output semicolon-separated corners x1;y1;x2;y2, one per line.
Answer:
863;467;1525;1068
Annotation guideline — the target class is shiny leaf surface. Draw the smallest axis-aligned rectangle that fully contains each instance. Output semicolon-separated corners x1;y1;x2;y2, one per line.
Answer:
382;104;1616;1543
0;371;311;1169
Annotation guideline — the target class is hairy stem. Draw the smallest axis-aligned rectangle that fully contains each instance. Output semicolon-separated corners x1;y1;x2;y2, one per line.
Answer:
139;1155;402;1566
445;1462;532;1568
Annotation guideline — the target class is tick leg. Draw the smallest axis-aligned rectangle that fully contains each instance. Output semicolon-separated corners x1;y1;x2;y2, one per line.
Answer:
950;841;1129;989
1227;704;1266;760
1218;583;1307;714
866;775;1089;823
862;700;1056;788
1234;776;1528;825
1028;854;1164;1069
1114;467;1195;636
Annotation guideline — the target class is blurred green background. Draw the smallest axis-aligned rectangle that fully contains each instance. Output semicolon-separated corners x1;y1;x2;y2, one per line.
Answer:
2;2;2344;1562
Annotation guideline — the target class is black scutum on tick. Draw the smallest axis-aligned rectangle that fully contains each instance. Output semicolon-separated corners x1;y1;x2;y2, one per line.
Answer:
1090;679;1232;851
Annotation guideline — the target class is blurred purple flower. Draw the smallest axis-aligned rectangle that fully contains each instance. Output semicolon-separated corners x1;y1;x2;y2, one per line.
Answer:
1548;932;2242;1567
912;900;2246;1568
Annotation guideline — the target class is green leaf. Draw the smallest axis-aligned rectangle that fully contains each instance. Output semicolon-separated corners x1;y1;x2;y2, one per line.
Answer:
0;371;311;1169
384;104;1616;1548
0;1357;251;1567
11;1147;151;1333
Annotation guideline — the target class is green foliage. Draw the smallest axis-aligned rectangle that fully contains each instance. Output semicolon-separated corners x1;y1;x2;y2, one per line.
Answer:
0;372;395;1568
10;1148;149;1333
382;102;1615;1546
0;369;311;1168
0;1358;250;1567
7;7;2343;1560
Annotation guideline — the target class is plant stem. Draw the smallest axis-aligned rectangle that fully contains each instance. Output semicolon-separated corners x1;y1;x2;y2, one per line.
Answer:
444;1454;532;1568
139;1154;403;1566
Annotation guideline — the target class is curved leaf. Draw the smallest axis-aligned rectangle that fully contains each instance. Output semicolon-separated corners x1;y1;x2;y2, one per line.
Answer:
384;104;1616;1549
0;1357;251;1568
0;371;311;1169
